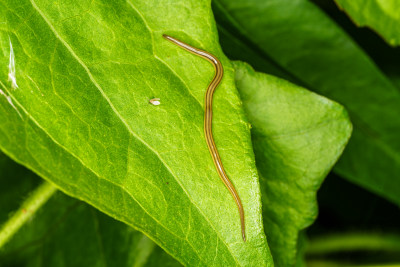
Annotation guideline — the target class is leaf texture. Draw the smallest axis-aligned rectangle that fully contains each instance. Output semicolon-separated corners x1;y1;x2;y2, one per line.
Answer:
0;151;181;267
0;0;272;265
233;61;352;266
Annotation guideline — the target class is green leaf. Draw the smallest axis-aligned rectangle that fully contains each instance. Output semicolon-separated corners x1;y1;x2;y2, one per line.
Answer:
1;193;182;267
0;0;272;265
0;152;180;267
213;0;400;207
233;61;352;266
334;0;400;46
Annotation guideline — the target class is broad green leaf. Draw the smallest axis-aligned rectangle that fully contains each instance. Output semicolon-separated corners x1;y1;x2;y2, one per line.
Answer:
335;0;400;46
0;152;180;267
213;0;400;207
233;61;352;266
0;0;272;265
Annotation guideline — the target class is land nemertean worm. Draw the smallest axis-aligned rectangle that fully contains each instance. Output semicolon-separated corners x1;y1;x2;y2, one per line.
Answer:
163;34;246;242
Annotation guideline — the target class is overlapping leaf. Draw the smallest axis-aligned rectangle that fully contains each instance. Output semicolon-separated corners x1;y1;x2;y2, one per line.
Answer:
214;0;400;207
233;61;352;266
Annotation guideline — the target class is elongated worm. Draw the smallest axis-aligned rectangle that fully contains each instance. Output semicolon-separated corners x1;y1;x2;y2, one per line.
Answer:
163;34;246;242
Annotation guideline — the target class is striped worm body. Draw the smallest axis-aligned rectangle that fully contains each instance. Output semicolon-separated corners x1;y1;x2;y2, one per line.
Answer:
163;34;246;242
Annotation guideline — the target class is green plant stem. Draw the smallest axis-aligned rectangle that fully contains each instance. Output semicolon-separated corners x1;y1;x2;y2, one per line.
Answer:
307;232;400;255
0;181;57;248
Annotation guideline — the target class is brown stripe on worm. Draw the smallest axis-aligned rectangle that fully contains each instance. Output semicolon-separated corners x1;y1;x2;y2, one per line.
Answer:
163;34;246;242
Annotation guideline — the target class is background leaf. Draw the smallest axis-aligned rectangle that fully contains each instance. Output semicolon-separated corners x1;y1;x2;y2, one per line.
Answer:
233;61;352;266
334;0;400;46
213;0;400;207
0;0;272;265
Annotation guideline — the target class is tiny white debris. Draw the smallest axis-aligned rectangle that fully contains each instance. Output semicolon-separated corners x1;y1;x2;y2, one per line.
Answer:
149;98;161;106
8;37;18;89
7;95;15;108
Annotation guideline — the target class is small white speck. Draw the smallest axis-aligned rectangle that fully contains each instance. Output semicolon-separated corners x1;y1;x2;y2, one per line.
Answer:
7;96;14;106
149;98;161;106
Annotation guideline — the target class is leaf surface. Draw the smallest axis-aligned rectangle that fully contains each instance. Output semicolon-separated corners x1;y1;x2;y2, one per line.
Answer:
0;152;181;267
214;0;400;207
0;0;272;265
335;0;400;46
233;61;352;266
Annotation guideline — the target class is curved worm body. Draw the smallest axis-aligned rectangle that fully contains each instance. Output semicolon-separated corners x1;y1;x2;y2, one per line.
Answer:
163;34;246;242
